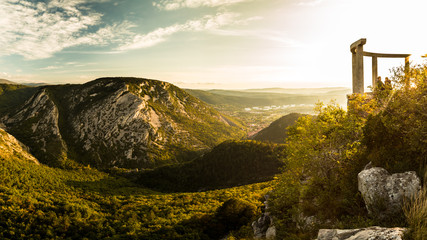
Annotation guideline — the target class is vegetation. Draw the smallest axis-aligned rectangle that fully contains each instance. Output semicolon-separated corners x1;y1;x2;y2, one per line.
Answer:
270;63;427;239
404;179;427;240
0;153;272;239
139;140;286;192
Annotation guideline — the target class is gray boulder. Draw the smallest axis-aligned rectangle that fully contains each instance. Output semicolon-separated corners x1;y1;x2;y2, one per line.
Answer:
317;227;406;240
358;166;420;219
252;194;276;239
252;214;273;239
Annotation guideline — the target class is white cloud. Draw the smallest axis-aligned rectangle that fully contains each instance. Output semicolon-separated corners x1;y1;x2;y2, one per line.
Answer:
117;12;241;51
0;0;134;60
153;0;251;10
39;66;61;70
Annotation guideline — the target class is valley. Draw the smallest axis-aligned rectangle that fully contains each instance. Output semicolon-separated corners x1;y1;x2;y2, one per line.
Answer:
0;77;341;239
186;87;350;135
2;74;425;240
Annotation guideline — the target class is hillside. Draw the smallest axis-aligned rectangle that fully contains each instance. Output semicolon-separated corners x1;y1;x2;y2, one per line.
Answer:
250;113;303;143
0;144;271;239
0;77;245;169
0;128;39;164
139;140;286;192
0;79;17;85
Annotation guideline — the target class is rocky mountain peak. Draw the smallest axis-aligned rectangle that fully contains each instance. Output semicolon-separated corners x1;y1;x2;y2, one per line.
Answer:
1;77;245;168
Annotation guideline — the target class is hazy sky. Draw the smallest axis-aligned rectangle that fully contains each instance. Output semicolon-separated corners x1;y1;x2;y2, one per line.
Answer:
1;0;426;89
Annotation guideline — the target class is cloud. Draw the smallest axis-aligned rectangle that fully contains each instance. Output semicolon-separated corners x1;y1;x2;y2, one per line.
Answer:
39;66;61;70
297;0;323;7
0;0;134;60
153;0;251;10
211;29;302;46
117;12;241;51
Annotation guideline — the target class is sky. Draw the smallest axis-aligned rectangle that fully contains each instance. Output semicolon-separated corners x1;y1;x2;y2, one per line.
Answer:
0;0;426;89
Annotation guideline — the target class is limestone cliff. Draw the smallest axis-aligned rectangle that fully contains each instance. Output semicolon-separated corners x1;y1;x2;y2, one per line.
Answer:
0;77;245;168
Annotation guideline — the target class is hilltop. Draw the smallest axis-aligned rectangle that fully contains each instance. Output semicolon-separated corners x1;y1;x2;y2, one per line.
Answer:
250;113;303;143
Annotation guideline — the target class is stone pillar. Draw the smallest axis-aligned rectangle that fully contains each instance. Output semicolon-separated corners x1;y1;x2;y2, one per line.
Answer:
350;38;366;94
355;44;364;93
405;56;410;90
372;56;378;89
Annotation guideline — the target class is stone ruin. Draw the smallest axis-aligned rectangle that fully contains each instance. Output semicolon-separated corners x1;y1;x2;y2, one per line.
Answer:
350;38;410;94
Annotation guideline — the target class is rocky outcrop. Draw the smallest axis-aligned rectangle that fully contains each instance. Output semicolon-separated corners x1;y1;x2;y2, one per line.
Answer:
317;227;407;240
0;77;244;168
252;194;276;239
2;89;67;166
358;166;421;219
0;128;39;164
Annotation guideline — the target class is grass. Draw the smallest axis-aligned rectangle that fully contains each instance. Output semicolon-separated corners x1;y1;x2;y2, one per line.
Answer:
404;171;427;240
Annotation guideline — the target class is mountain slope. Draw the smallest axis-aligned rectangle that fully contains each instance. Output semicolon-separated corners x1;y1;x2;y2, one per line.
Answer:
0;128;39;164
250;113;303;143
0;79;17;85
0;77;245;168
139;140;285;192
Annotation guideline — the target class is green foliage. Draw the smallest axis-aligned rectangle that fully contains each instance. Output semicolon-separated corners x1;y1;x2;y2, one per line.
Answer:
270;99;373;238
364;64;427;175
271;63;427;238
0;154;272;239
216;198;259;233
139;140;285;192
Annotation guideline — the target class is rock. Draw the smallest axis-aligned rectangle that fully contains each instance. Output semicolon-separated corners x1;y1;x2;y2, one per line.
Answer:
265;226;276;239
317;226;407;240
358;166;420;219
252;214;272;239
252;194;276;239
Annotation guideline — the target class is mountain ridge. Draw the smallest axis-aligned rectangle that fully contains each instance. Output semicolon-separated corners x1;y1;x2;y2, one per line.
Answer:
0;77;245;169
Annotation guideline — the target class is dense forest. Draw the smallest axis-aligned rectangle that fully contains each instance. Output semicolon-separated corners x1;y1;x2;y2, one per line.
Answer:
138;140;286;192
0;153;273;239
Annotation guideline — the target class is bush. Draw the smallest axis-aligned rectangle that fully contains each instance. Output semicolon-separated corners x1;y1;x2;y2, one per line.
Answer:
363;64;427;176
270;100;372;238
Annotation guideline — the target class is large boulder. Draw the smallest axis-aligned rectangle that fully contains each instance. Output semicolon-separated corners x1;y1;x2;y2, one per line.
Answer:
317;227;406;240
358;166;420;219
